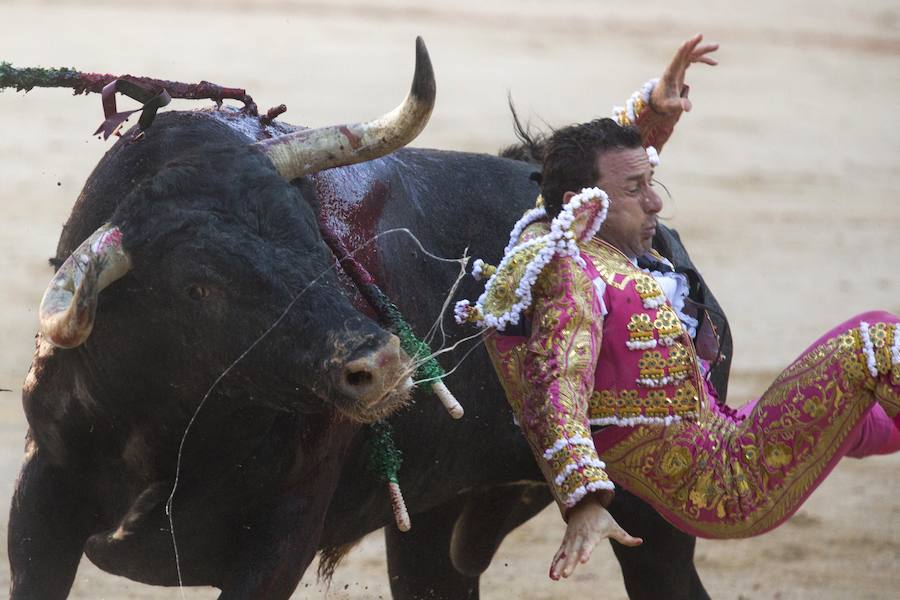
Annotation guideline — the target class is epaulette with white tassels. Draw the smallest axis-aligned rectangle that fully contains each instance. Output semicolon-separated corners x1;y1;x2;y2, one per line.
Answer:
454;187;609;331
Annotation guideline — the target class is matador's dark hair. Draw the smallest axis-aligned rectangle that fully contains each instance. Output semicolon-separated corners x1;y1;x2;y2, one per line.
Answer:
500;99;643;218
542;120;643;217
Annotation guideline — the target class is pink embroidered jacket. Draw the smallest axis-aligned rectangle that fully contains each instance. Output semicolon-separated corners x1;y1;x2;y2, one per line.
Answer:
485;232;706;514
481;79;691;514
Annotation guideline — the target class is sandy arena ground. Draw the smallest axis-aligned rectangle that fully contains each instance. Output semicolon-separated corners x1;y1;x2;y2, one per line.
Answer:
1;0;898;598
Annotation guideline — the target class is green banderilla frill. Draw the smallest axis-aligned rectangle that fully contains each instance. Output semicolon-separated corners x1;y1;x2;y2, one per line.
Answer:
374;295;464;419
381;301;443;384
0;63;80;92
367;421;411;531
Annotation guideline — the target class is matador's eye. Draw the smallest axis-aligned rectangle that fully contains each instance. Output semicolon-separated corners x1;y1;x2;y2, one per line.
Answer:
187;285;210;300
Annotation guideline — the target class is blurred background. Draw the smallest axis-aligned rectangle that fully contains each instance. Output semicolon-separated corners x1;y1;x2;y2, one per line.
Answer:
1;0;898;597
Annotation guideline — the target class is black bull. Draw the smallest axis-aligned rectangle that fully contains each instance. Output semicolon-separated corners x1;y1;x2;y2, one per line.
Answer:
8;110;731;599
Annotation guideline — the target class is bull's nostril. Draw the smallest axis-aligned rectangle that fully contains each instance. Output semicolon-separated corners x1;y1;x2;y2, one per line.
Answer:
346;369;374;387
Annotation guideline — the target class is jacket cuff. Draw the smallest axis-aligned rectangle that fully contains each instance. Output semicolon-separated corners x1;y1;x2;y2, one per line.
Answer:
611;78;683;153
541;436;615;513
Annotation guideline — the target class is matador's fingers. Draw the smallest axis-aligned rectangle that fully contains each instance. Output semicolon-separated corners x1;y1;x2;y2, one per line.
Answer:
690;42;720;66
559;534;586;578
578;534;600;564
677;34;704;68
549;545;566;580
609;526;643;547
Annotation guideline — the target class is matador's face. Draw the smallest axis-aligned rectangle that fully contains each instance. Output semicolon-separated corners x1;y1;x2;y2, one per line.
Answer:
595;147;662;259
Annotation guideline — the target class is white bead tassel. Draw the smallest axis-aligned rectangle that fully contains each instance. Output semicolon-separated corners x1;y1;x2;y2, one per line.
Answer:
388;481;411;532
859;321;879;378
891;324;900;367
432;380;464;419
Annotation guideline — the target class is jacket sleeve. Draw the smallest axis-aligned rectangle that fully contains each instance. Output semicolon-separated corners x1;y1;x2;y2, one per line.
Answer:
519;255;614;516
612;78;684;153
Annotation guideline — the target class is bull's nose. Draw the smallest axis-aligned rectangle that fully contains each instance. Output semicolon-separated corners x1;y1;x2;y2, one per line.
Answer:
339;334;406;403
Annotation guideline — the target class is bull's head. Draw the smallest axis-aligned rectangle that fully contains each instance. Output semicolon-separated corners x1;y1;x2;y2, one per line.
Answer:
36;38;436;424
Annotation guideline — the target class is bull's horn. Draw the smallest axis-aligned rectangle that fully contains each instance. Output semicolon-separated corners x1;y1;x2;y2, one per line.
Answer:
39;224;131;349
254;36;436;180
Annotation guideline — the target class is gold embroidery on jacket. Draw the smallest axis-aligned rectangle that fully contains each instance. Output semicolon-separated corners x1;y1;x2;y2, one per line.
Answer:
655;306;683;345
484;340;527;416
518;254;610;509
674;381;700;413
667;342;692;382
581;239;643;290
481;242;543;318
589;380;699;421
627;314;656;348
638;350;667;386
634;275;666;304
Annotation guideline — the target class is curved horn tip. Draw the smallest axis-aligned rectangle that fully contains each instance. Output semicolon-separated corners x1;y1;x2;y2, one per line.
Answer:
38;224;131;349
412;36;436;105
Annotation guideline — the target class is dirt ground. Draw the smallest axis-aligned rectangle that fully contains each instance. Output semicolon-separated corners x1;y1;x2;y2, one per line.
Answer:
1;0;898;598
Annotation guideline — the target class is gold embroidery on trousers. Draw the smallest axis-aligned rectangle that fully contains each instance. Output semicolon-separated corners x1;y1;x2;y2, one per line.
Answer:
597;324;900;538
868;322;893;375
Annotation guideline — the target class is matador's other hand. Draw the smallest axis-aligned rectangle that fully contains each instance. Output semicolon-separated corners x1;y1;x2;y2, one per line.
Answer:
650;33;719;115
549;496;642;581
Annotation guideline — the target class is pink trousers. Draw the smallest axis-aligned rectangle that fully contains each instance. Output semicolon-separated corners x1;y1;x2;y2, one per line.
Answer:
593;311;900;538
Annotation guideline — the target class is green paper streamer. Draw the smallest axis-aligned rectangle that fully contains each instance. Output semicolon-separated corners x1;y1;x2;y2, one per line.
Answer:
0;62;79;93
367;420;403;485
373;291;446;389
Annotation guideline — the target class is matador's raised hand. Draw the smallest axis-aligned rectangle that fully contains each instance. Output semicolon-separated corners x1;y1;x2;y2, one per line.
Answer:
650;33;719;115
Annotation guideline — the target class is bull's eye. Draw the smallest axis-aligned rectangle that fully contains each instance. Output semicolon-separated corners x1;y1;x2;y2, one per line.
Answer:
188;285;210;300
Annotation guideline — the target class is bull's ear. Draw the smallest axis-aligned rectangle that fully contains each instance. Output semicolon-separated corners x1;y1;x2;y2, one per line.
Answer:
253;36;436;180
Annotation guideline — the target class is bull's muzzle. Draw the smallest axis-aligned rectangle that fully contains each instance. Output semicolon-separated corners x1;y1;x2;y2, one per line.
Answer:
337;334;412;419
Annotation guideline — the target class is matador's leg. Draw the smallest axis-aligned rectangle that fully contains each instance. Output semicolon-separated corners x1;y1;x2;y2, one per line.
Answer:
595;310;900;539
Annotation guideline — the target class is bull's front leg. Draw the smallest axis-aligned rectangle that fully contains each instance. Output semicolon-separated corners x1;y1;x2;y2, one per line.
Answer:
216;497;325;600
8;437;96;600
217;418;357;600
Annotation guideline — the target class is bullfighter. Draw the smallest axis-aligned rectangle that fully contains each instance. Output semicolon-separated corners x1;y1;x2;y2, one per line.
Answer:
455;34;900;580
